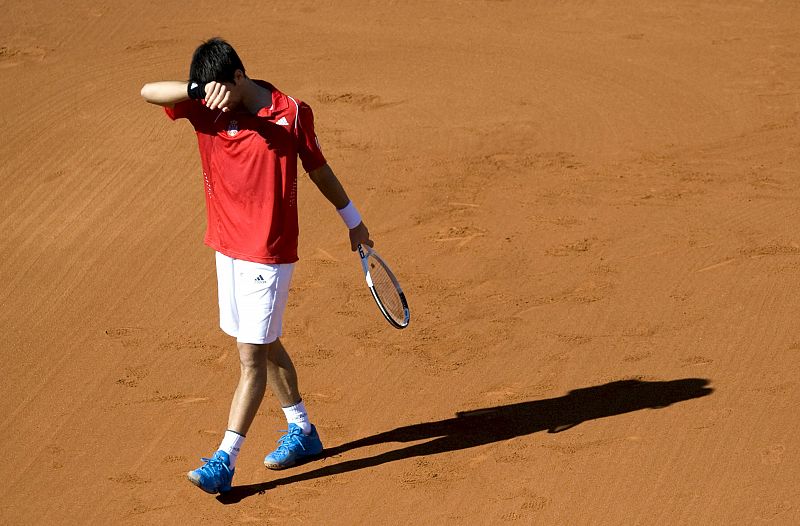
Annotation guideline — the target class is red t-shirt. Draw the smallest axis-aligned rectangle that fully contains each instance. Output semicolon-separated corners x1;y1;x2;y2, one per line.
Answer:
165;81;327;264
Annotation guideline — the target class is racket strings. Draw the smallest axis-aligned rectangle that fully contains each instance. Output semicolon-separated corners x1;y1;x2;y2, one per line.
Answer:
368;257;406;322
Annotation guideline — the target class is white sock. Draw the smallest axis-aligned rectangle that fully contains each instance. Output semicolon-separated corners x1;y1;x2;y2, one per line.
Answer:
218;430;245;468
282;400;312;435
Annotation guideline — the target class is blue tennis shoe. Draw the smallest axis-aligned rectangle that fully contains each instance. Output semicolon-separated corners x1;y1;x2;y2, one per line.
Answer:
187;450;234;494
263;423;323;470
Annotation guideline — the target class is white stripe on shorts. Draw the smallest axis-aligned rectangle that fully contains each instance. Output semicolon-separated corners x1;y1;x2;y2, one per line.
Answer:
215;252;295;345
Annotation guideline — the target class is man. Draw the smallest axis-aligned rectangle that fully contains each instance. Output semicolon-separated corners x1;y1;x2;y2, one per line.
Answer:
140;38;372;494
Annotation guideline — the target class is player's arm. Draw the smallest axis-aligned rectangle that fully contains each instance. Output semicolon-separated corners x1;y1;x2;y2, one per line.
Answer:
140;81;192;108
141;80;232;111
308;163;373;251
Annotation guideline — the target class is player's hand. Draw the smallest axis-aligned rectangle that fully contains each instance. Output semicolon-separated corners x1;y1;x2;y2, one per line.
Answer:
349;222;373;252
204;81;231;112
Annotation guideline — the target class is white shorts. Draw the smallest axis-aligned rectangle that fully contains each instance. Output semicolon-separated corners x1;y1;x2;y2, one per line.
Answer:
215;252;295;345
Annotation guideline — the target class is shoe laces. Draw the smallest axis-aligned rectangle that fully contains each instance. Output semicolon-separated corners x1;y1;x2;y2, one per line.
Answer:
199;454;231;477
274;428;307;455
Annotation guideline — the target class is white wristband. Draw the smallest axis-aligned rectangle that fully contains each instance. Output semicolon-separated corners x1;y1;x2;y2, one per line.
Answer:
337;201;362;229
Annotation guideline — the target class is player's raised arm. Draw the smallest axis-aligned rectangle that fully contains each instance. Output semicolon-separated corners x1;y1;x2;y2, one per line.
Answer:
141;80;234;112
308;163;373;251
140;81;193;108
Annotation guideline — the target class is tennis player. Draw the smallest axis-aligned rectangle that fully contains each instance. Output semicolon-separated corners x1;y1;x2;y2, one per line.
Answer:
140;38;373;494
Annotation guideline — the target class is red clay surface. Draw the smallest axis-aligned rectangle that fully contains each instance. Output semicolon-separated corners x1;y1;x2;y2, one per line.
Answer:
2;1;799;524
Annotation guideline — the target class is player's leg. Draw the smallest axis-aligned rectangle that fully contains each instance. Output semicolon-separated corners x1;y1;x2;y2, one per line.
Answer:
262;345;324;468
219;259;321;469
265;338;301;407
189;342;274;494
228;342;270;434
187;252;241;494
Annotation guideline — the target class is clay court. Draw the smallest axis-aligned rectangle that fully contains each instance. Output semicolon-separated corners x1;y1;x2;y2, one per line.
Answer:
2;1;799;524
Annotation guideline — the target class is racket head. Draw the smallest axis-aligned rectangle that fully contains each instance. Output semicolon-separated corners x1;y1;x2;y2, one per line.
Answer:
358;244;410;329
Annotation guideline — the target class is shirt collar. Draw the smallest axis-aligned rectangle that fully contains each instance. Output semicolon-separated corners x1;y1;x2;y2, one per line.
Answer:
254;80;287;117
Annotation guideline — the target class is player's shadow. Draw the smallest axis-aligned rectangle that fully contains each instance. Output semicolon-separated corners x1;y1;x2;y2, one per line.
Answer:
218;377;712;504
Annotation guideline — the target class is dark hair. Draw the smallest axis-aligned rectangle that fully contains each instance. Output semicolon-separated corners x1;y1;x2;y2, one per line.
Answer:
189;38;246;84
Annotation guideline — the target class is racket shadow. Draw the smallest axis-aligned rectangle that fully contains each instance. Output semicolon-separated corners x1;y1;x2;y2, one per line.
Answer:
217;377;712;504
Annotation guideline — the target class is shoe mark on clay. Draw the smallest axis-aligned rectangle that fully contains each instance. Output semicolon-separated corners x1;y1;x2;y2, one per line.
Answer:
125;38;178;52
740;242;800;258
755;500;793;522
529;214;583;228
161;337;227;368
541;437;621;456
496;491;551;521
550;332;594;346
408;332;466;376
637;187;701;203
572;279;614;305
495;441;532;465
302;390;343;405
761;444;785;465
521;496;550;512
399;458;462;487
692;407;734;431
623;350;653;363
144;392;210;406
679;170;719;184
382;342;410;358
108;472;151;486
126;498;178;518
45;445;64;471
751;381;794;397
433;225;486;247
680;355;713;367
311;247;339;263
480;385;523;404
140;391;185;403
105;327;145;348
165;336;219;352
749;175;785;190
196;349;229;369
478;382;556;408
295;347;335;368
776;260;800;273
238;512;272;523
0;44;48;68
324;135;373;152
316;91;403;111
621;323;661;338
468;452;490;467
545;238;592;257
506;502;550;521
115;366;149;388
477;151;583;173
514;279;614;314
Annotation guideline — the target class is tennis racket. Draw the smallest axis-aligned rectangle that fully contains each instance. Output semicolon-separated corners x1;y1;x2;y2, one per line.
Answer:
357;244;410;329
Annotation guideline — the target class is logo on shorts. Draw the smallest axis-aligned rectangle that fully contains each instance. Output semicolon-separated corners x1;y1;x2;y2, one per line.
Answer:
255;275;265;283
276;116;289;126
227;120;239;137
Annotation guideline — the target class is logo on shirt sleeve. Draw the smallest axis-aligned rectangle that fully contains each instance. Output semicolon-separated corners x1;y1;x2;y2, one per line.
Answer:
276;116;289;126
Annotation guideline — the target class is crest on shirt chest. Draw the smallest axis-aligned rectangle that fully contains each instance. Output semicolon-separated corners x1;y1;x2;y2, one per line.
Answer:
226;119;239;137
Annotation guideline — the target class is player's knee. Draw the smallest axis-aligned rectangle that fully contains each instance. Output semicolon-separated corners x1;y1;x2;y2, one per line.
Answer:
237;342;269;372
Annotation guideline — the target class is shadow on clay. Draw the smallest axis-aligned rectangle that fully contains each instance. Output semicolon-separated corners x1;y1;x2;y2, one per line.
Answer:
217;377;713;504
